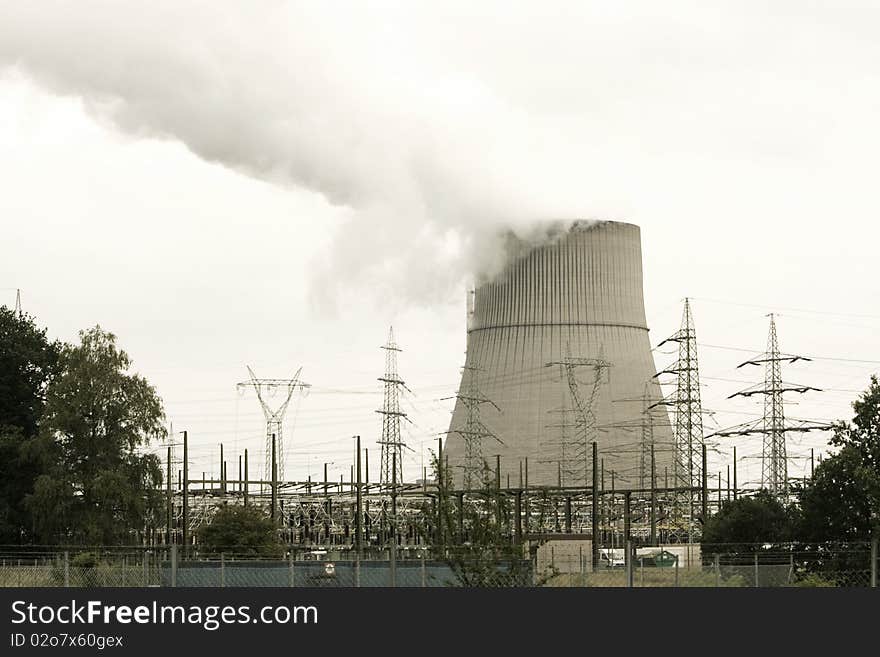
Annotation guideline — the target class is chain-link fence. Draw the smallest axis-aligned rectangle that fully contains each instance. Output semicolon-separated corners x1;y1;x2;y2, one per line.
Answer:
0;542;876;587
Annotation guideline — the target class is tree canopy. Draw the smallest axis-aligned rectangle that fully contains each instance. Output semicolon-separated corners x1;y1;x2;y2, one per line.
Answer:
799;375;880;542
26;326;166;544
197;505;284;557
701;490;799;554
0;306;61;543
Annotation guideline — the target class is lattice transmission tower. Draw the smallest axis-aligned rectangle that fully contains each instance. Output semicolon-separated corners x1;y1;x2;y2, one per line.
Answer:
545;346;611;487
650;298;705;540
451;361;501;490
237;366;309;483
708;314;826;496
652;299;704;493
377;327;411;487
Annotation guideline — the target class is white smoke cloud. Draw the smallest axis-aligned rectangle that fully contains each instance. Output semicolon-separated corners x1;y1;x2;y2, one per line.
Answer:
3;1;866;311
0;1;627;310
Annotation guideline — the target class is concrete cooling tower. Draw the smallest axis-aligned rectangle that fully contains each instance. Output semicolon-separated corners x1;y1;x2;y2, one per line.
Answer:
446;220;672;490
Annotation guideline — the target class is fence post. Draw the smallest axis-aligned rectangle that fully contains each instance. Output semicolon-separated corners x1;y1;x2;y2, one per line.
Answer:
714;554;720;587
421;552;426;588
64;552;70;587
871;537;877;588
170;544;178;588
625;541;633;588
220;553;225;587
354;556;360;588
122;556;126;587
288;551;295;587
639;558;644;588
754;553;759;588
674;558;679;587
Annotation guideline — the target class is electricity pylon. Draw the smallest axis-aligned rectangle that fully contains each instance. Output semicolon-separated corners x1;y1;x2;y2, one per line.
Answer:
546;345;612;487
708;314;826;496
450;360;501;490
237;366;309;483
651;298;704;534
377;327;411;487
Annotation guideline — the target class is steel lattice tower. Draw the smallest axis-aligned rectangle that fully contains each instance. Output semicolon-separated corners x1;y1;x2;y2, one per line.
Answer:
546;347;611;486
709;314;825;497
452;362;500;489
237;366;308;483
652;299;704;493
377;327;409;487
650;298;704;536
762;316;787;492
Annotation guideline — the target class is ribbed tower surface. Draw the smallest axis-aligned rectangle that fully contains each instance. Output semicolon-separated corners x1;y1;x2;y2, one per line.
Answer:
446;220;672;489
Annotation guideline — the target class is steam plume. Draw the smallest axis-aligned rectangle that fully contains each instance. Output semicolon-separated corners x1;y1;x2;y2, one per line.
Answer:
0;2;627;306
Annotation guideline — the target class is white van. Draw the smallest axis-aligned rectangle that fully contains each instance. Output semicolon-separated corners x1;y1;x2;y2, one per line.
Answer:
599;548;626;568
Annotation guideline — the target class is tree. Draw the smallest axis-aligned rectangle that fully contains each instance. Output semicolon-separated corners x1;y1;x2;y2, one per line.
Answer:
799;376;880;543
196;505;284;558
701;491;799;555
26;326;165;544
0;306;61;542
799;446;874;543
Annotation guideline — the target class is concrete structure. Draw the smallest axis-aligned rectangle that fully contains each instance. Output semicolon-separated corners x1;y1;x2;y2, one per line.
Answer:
446;220;672;488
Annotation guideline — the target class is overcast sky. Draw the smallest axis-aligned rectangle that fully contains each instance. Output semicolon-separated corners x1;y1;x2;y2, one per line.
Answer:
1;1;879;488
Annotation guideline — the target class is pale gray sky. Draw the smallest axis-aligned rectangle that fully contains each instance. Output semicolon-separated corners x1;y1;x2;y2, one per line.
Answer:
1;1;878;488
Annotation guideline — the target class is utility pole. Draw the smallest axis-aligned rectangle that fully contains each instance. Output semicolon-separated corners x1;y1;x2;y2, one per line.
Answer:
182;431;188;555
166;446;172;544
355;436;362;557
271;434;277;522
650;443;657;545
733;446;738;501
378;327;410;488
592;442;599;569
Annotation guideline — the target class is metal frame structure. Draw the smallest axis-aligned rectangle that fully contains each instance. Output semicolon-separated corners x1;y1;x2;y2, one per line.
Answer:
237;366;309;484
708;314;826;496
545;348;612;487
650;298;704;534
449;362;501;490
377;327;410;488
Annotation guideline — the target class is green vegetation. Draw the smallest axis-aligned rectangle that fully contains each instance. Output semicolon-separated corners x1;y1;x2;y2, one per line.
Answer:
0;307;61;543
196;505;285;558
701;491;799;555
800;375;880;543
0;306;166;545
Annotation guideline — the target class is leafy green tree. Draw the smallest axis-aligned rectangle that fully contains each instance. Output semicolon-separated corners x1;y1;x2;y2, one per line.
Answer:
26;326;165;544
800;446;874;543
701;491;799;555
800;376;880;543
196;505;284;557
0;306;61;542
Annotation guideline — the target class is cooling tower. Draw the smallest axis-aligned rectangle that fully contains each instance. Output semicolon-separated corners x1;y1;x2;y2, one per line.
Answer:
446;220;672;489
